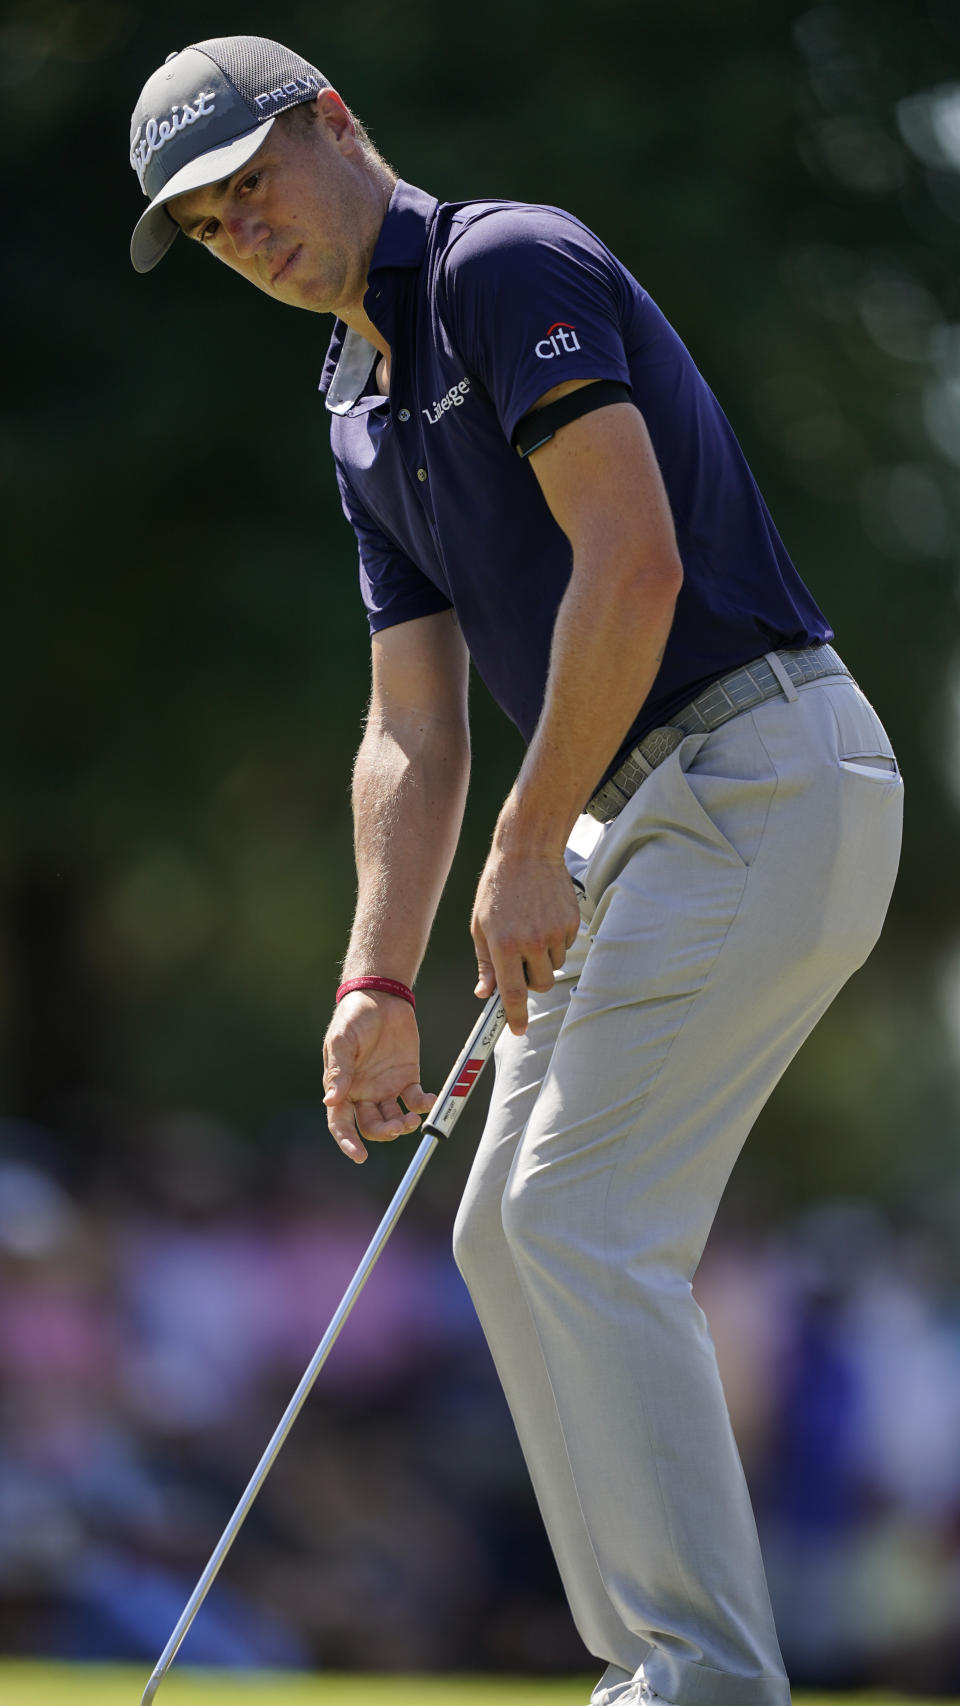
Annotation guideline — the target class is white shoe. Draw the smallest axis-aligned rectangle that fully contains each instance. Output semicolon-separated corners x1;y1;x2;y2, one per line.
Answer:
591;1665;673;1706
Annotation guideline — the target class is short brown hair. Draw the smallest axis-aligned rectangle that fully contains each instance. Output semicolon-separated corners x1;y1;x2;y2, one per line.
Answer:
280;98;396;177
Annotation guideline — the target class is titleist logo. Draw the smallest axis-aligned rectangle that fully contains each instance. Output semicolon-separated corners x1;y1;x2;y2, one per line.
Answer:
131;90;216;180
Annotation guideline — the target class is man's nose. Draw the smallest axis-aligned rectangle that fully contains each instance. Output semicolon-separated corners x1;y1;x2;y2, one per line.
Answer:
224;213;268;259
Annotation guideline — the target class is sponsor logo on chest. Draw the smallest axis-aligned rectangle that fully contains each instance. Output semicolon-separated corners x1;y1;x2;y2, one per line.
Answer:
422;377;471;425
535;322;581;359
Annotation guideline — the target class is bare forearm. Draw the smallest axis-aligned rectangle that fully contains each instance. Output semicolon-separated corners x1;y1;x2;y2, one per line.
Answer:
498;548;681;857
470;393;683;1035
342;716;470;984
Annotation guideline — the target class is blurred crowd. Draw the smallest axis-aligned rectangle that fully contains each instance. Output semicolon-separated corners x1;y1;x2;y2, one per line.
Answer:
1;1109;959;1689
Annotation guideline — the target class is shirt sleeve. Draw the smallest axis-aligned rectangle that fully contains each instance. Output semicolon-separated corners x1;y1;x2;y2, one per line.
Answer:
440;205;633;444
334;462;453;635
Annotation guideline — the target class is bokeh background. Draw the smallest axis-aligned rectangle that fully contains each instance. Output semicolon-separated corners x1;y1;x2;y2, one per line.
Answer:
4;0;960;1691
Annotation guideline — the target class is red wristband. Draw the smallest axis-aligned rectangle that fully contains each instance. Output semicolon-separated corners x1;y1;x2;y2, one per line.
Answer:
335;976;416;1010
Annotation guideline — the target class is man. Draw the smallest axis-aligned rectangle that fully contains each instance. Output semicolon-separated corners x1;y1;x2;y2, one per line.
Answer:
129;35;903;1706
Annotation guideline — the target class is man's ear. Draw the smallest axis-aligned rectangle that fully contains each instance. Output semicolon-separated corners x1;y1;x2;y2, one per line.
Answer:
315;87;353;140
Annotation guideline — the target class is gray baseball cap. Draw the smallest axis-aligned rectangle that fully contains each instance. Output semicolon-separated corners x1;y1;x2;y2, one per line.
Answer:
129;35;329;273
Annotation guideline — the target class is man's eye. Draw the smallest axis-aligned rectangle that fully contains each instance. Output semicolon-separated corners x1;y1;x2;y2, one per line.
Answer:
238;172;260;195
199;219;220;243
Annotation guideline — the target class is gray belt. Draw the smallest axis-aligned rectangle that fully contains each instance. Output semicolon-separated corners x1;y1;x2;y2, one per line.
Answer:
585;644;849;825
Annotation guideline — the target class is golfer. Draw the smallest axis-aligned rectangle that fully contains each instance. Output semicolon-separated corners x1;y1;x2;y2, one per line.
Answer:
129;35;903;1706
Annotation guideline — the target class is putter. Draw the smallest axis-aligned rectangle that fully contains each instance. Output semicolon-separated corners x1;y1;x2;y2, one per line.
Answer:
140;990;507;1705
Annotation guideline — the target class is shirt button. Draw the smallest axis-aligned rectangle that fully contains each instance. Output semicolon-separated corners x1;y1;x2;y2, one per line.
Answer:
397;408;411;422
417;467;428;482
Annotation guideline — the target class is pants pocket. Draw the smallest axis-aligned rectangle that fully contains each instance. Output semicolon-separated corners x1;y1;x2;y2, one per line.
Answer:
838;756;899;779
823;681;900;772
677;718;779;869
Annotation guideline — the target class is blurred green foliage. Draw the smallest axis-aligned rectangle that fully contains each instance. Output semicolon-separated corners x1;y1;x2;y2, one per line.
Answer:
3;0;959;1213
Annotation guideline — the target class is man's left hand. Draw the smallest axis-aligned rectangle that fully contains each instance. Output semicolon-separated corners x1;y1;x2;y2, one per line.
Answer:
472;847;580;1034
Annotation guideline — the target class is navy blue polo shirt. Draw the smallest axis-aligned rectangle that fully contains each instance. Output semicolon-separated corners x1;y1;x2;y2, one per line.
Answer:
321;180;831;787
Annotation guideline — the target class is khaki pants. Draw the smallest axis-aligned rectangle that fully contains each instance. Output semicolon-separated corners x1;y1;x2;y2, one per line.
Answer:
453;672;903;1706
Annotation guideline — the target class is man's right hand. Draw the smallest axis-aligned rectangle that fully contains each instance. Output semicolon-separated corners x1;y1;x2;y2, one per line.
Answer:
322;992;436;1164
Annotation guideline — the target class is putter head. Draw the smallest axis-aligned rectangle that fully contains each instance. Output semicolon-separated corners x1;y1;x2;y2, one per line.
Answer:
140;1669;163;1705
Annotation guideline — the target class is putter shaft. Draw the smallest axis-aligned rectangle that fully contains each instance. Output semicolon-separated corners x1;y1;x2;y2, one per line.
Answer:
141;992;506;1706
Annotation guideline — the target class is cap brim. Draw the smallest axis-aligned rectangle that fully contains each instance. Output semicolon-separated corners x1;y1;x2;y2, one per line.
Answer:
130;117;276;274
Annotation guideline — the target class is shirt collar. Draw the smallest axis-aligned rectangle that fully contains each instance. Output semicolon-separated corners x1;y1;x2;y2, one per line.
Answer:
323;326;380;416
319;179;438;410
366;178;438;279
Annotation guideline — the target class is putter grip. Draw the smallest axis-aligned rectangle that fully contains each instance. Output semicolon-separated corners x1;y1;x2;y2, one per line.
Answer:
421;992;507;1140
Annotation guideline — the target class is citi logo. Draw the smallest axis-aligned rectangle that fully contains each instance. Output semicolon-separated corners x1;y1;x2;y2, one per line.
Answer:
422;377;471;424
535;322;581;359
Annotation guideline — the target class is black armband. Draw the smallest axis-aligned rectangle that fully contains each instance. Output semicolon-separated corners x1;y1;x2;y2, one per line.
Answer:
512;380;633;458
